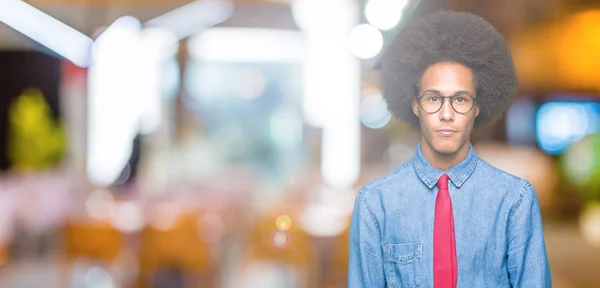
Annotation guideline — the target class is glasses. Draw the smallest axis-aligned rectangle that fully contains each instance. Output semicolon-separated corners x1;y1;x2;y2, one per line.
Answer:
417;92;476;114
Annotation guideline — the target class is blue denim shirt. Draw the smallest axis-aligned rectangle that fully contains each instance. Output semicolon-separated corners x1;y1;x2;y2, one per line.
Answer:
348;143;551;287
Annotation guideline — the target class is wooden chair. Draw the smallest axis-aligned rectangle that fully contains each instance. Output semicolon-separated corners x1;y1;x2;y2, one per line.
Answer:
137;212;213;288
237;212;318;288
60;220;125;287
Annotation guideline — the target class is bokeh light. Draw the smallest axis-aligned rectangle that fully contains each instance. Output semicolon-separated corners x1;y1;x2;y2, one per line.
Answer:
276;215;292;231
271;229;290;249
149;202;180;231
580;203;600;249
291;0;358;32
298;193;349;238
365;0;407;30
536;102;600;155
360;86;392;129
348;24;383;59
109;201;144;233
561;134;600;203
138;27;178;60
84;266;114;288
563;135;596;186
85;189;115;221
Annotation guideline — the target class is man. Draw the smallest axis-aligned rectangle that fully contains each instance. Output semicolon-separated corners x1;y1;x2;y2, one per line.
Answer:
348;11;551;287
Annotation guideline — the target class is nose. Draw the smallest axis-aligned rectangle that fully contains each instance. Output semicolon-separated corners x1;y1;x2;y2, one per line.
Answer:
439;98;454;121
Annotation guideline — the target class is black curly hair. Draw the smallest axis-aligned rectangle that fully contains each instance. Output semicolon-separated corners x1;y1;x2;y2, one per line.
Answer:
378;10;518;128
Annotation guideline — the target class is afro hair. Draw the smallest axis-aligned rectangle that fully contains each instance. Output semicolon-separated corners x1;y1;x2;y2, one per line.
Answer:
378;10;518;128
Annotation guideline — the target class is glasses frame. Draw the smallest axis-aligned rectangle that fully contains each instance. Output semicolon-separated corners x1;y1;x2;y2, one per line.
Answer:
416;92;477;114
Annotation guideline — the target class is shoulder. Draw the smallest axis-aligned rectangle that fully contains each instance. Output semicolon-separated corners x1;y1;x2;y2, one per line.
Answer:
475;157;533;190
352;160;414;223
474;157;538;207
358;159;413;196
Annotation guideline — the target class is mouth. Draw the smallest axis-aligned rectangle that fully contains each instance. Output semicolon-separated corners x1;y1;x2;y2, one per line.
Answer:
435;129;458;137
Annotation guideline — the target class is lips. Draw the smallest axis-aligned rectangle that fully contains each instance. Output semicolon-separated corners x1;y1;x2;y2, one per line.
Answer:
436;129;457;136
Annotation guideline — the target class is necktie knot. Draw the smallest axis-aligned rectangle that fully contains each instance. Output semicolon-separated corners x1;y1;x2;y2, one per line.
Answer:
437;174;449;191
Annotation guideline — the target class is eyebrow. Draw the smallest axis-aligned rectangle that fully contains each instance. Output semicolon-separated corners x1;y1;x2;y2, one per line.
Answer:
420;89;474;96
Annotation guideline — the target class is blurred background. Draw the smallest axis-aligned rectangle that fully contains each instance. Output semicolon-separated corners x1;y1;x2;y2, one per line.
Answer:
0;0;599;287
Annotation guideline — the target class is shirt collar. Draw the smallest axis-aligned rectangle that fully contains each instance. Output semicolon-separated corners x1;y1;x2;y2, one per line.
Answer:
411;142;478;189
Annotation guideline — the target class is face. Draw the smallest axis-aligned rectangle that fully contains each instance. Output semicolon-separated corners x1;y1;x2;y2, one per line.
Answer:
412;62;480;156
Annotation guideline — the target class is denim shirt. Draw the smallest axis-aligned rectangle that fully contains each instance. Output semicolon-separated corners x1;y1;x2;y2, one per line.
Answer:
348;143;551;287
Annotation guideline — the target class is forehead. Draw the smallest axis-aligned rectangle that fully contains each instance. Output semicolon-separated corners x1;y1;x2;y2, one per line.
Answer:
420;62;474;94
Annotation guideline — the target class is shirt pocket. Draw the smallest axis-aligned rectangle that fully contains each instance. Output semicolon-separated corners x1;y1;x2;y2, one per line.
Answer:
384;242;423;288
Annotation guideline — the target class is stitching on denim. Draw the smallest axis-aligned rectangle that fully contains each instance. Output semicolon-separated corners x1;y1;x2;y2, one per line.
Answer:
477;158;526;183
360;160;412;194
360;194;381;238
454;156;478;186
506;182;530;245
413;159;436;188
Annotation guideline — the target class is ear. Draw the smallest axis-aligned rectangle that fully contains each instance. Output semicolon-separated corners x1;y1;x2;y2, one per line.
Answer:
475;104;481;117
412;98;419;117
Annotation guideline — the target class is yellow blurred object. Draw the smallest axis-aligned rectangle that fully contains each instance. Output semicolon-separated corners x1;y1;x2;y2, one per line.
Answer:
554;10;600;91
275;214;292;231
62;221;124;262
511;9;600;92
240;211;317;287
580;201;600;249
0;245;7;267
249;212;313;264
8;88;66;171
60;221;124;287
509;25;558;90
137;212;213;288
324;223;351;288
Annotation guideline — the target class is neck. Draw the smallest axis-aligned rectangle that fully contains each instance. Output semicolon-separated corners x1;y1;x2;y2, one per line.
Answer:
420;140;471;171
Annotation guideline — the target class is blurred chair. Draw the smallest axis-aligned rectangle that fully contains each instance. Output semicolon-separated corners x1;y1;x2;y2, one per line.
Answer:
60;220;125;287
137;212;213;288
237;212;318;288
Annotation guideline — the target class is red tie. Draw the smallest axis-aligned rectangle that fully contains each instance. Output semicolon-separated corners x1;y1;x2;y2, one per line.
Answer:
434;174;457;288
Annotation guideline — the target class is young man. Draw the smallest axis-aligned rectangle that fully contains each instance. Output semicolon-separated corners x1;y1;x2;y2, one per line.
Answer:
348;11;551;288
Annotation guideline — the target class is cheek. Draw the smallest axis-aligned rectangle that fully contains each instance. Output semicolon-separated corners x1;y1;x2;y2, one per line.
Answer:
462;113;478;130
418;113;438;132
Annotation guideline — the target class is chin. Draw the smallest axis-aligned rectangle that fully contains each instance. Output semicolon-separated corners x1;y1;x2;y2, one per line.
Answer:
431;137;464;155
433;143;460;155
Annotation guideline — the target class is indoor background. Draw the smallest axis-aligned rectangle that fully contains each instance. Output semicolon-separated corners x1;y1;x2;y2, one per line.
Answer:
0;0;599;287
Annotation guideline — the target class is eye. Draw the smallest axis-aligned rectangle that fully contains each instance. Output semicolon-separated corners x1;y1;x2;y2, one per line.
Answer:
427;96;439;102
454;96;466;103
